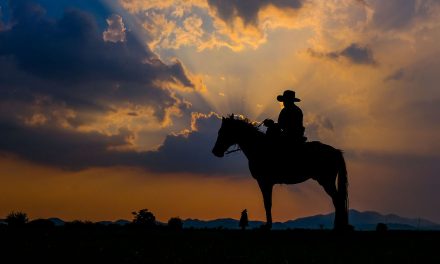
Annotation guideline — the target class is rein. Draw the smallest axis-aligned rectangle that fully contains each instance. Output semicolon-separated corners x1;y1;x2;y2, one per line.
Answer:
225;145;241;155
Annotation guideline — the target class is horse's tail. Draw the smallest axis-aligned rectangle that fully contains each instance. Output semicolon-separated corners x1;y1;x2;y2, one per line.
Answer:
337;150;349;228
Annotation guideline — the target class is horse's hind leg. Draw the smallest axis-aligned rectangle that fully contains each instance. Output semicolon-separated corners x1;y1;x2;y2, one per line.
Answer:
320;178;342;230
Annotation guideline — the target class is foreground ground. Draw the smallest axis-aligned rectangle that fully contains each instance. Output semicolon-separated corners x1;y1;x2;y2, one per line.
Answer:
0;227;438;263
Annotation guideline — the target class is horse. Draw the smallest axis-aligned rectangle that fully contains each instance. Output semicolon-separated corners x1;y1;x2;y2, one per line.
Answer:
212;115;349;230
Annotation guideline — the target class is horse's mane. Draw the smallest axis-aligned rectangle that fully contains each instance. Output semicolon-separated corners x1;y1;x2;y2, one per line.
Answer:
226;114;262;133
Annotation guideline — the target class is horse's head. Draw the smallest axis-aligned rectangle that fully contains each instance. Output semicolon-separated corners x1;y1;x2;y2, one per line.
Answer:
212;115;260;157
212;116;237;157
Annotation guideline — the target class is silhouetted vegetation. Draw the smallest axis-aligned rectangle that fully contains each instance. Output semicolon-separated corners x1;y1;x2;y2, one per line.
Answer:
0;226;438;264
131;209;156;228
167;217;183;231
6;211;28;227
1;210;439;263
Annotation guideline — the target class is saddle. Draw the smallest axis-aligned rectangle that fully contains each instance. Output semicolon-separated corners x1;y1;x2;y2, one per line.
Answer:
266;125;307;145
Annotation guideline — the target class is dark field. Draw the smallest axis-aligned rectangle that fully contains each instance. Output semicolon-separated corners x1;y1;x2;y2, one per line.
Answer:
1;227;438;264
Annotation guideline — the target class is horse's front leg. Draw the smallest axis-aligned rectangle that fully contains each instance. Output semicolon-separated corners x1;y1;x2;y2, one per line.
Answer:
259;181;273;229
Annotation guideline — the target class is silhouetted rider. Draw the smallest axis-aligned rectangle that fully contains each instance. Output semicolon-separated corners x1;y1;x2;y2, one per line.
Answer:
264;90;306;144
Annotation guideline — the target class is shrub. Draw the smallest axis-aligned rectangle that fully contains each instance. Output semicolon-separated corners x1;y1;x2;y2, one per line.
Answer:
167;217;183;231
132;209;156;227
6;211;28;227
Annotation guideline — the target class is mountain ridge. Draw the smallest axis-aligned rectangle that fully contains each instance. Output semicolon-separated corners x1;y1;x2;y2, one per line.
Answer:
182;209;440;230
11;210;439;231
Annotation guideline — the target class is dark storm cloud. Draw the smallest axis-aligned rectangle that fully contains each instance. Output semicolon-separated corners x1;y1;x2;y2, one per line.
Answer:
0;1;193;85
143;113;248;175
207;0;303;25
0;112;247;175
339;44;376;65
0;119;142;170
0;0;197;124
308;43;376;65
0;0;231;174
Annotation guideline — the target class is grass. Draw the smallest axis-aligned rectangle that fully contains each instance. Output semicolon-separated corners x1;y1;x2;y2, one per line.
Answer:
0;226;438;263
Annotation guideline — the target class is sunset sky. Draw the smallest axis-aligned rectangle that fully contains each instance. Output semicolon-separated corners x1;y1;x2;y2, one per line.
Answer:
1;0;439;223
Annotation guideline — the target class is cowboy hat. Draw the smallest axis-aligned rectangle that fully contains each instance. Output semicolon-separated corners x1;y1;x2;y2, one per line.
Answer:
277;90;301;102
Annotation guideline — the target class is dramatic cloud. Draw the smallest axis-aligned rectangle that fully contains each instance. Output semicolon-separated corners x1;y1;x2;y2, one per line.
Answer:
339;44;376;65
0;109;247;175
143;112;248;174
0;119;141;170
117;0;308;52
2;0;440;222
0;1;195;100
308;43;376;65
0;0;221;172
115;0;440;53
103;14;126;42
207;0;303;25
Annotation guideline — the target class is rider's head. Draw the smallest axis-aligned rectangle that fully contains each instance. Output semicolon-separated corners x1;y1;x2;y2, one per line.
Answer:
277;90;301;107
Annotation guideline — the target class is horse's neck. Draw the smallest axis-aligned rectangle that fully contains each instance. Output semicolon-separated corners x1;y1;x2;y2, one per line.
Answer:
236;129;262;161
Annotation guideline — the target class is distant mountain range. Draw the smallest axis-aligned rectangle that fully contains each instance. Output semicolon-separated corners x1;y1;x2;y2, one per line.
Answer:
2;210;439;230
183;210;440;231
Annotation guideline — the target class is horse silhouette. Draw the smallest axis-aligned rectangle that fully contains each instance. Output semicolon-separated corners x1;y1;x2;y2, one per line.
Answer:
212;115;349;230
